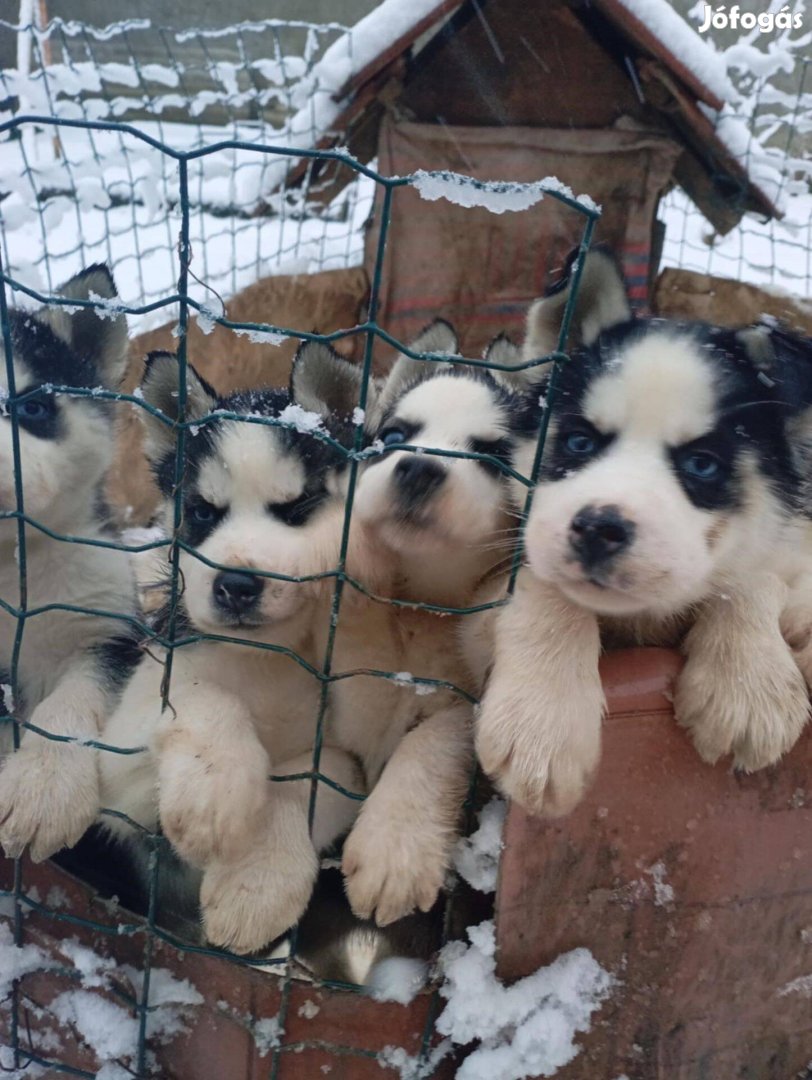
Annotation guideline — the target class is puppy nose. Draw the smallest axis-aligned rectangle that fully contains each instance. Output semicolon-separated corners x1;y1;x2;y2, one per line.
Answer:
569;505;634;567
212;570;264;614
394;456;445;500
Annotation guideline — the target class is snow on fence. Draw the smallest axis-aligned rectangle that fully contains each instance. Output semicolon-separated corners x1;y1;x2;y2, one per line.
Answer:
0;14;377;330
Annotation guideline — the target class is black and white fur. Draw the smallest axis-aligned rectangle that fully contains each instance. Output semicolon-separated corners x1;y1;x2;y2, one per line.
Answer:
291;323;533;981
0;266;138;862
468;247;812;817
97;351;364;955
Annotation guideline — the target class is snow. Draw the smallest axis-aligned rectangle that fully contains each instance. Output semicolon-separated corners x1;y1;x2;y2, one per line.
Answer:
254;1016;284;1056
0;922;203;1069
614;0;738;105
297;998;321;1019
232;326;286;346
0;923;54;997
368;957;428;1004
50;990;140;1062
0;119;376;335
251;0;454;202
411;170;599;216
659;188;812;295
778;973;812;997
453;797;506;894
277;402;326;434
434;920;614;1080
644;861;675;907
378;1039;453;1080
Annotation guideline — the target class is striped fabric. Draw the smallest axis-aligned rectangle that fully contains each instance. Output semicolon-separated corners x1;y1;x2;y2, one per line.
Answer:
366;117;680;361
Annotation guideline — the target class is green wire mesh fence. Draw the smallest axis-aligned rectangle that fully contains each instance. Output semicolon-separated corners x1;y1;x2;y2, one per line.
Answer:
0;99;600;1077
0;14;375;320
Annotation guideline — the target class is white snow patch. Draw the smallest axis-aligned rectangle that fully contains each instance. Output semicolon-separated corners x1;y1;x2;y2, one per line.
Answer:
232;326;286;346
434;920;614;1080
254;1016;284;1056
352;406;366;426
298;998;321;1019
277;403;326;434
613;0;738;104
378;1039;454;1080
411;171;599;216
778;973;812;998
50;990;139;1062
58;938;117;988
368;957;428;1005
0;923;54;996
1;683;15;714
452;796;506;894
645;861;675;907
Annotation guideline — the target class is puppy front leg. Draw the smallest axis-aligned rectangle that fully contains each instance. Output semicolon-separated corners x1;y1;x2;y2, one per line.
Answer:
343;701;472;926
0;660;107;861
155;685;271;866
676;573;809;770
780;568;812;692
475;568;604;817
202;747;362;954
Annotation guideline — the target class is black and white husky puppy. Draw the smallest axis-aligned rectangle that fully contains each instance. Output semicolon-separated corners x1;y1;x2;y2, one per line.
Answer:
96;350;367;955
0;266;138;862
470;247;812;818
291;322;534;960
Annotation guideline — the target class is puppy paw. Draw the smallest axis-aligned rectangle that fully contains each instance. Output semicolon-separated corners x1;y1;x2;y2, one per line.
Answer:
159;765;268;866
343;813;447;926
781;601;812;692
676;638;810;770
0;741;99;861
201;837;318;954
475;692;602;818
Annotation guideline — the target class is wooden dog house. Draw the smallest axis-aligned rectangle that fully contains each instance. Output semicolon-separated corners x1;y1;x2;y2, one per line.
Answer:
277;0;780;355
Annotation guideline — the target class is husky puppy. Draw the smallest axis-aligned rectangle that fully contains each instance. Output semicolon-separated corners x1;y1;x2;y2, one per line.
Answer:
470;248;812;818
292;321;535;939
97;352;365;955
0;266;138;862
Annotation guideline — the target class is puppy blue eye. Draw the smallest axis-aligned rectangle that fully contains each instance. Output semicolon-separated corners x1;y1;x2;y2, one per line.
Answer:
189;501;218;523
18;399;49;421
381;428;407;447
564;432;596;455
680;452;720;480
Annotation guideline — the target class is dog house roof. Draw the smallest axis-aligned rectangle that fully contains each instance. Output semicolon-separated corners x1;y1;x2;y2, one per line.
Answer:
281;0;780;233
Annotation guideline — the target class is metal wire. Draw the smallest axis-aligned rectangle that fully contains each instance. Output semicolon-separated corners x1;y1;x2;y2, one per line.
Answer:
0;95;599;1076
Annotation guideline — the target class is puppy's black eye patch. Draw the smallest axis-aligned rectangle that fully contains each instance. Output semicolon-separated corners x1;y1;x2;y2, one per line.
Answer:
373;419;421;453
7;389;60;440
543;418;614;481
268;488;327;527
469;436;513;477
184;497;226;545
670;436;737;510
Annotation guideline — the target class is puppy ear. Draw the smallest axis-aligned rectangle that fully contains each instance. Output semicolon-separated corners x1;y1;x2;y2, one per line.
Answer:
39;263;129;390
138;351;218;462
482;331;540;392
376;319;459;417
290;340;373;426
522;246;631;364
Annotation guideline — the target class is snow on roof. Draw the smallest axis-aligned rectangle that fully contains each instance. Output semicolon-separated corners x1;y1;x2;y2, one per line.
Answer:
611;0;739;105
250;0;781;218
249;0;459;205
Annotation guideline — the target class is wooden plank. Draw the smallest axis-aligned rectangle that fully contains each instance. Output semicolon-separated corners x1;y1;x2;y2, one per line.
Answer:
495;646;812;1079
